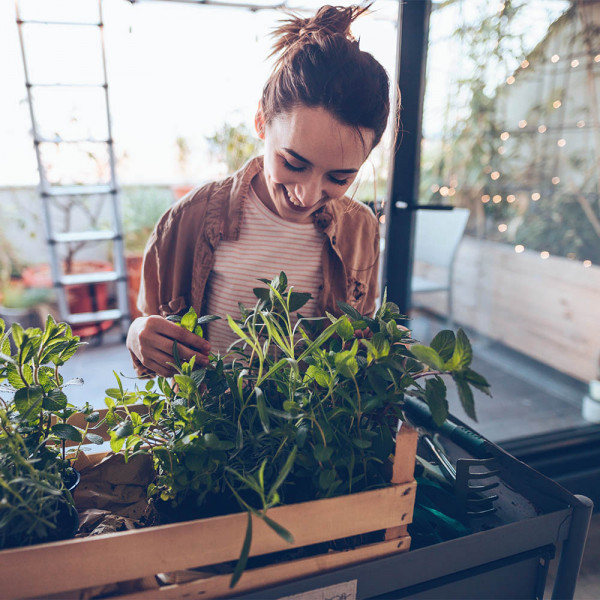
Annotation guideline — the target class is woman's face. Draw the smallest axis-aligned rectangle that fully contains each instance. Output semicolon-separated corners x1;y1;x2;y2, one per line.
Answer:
257;105;374;223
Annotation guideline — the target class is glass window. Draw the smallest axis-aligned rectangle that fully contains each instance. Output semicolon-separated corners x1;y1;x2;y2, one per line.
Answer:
414;0;599;441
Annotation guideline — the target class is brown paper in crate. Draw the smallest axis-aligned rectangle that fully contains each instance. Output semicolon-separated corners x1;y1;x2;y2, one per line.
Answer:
74;452;155;527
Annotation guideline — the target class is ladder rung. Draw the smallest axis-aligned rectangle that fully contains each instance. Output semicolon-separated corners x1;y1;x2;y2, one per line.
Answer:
67;309;122;325
17;19;102;27
43;185;115;197
36;137;111;145
27;83;106;89
60;271;121;286
51;231;120;244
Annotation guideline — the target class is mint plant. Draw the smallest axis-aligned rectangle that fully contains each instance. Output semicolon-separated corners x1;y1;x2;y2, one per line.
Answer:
0;316;103;483
108;273;490;586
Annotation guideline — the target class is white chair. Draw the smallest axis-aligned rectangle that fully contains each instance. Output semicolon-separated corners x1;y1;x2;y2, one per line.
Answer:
411;207;470;326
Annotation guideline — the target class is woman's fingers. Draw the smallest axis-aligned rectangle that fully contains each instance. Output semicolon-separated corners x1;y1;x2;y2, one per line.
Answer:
128;315;212;375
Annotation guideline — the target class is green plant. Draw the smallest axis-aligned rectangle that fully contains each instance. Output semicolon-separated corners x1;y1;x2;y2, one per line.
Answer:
107;273;490;586
0;410;77;549
0;316;103;481
206;122;263;173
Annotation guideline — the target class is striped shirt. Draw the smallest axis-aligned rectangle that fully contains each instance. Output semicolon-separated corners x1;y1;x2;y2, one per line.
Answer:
205;183;325;356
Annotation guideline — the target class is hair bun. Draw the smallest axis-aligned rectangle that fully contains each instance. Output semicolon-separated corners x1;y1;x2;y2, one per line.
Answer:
270;4;370;65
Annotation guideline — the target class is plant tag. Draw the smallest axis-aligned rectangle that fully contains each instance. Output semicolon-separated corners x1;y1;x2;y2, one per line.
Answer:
277;579;357;600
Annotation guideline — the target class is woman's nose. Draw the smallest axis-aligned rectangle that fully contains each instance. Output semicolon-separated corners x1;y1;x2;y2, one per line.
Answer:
295;180;323;207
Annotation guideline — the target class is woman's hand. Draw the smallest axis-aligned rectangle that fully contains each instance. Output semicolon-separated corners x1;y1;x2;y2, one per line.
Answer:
127;315;211;377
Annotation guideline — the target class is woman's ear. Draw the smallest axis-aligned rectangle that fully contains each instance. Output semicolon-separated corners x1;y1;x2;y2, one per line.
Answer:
255;102;266;140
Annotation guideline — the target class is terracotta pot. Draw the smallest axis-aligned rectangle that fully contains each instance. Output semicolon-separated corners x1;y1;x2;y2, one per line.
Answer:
126;254;144;320
171;185;195;201
22;261;114;337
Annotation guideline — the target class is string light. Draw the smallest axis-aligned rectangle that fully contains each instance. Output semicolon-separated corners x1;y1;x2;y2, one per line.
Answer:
595;55;600;63
431;184;440;192
577;120;585;128
500;132;510;141
491;171;500;180
498;146;506;155
557;138;566;147
379;215;386;224
498;224;508;232
553;100;562;109
521;59;529;68
440;186;449;196
584;260;592;268
515;245;525;253
507;76;515;85
481;195;490;203
538;125;547;133
507;194;516;203
448;188;456;197
531;192;541;201
493;195;502;203
551;54;560;63
518;120;527;128
540;251;550;259
571;59;579;68
552;176;560;185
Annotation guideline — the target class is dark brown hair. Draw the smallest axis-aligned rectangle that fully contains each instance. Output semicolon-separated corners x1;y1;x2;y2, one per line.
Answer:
261;4;391;150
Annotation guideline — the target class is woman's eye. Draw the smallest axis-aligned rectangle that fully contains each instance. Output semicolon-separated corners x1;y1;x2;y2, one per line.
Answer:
282;158;305;173
329;175;350;186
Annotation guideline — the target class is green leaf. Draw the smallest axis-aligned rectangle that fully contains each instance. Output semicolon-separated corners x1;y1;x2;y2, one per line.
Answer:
230;512;253;589
105;387;123;400
13;385;44;417
444;329;472;371
410;345;444;370
180;307;198;333
85;411;100;423
114;419;134;439
268;446;297;501
288;292;312;313
110;431;125;453
11;323;24;348
203;433;235;451
425;377;449;426
336;316;354;341
306;365;329;387
85;432;105;445
352;438;372;449
255;386;270;433
261;513;294;544
42;389;68;411
313;444;333;462
51;423;83;442
464;368;492;397
336;301;362;321
430;330;456;363
455;376;477;421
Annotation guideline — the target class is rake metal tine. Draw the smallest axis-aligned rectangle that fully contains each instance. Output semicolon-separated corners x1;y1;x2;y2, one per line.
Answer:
468;481;499;493
466;494;499;504
467;507;497;517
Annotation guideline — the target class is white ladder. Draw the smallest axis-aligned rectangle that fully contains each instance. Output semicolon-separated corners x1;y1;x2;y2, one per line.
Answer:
15;0;130;339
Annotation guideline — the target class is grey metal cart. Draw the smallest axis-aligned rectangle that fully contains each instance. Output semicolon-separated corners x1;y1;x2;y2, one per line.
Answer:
235;410;592;600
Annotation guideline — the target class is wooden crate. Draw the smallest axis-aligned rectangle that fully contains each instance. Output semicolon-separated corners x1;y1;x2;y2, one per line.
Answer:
0;423;417;600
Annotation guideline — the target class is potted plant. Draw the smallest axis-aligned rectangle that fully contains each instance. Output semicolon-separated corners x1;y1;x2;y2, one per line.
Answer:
105;272;488;586
0;409;79;549
0;315;104;498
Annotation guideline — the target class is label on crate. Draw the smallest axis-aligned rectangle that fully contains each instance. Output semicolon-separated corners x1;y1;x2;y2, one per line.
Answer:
277;579;357;600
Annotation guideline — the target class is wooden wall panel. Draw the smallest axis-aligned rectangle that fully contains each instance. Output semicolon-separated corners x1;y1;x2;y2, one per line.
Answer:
412;237;600;382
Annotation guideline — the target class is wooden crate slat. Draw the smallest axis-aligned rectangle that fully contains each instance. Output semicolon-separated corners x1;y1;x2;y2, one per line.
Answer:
1;482;415;599
115;537;411;600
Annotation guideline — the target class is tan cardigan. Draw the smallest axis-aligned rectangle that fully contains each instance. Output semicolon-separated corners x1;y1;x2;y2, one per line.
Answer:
133;156;380;375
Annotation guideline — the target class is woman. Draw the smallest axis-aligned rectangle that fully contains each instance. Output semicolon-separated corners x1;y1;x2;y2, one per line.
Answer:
127;4;395;377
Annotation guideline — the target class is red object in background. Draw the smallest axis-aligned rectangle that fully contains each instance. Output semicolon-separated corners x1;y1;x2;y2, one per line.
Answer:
171;185;195;201
126;254;143;320
22;261;115;338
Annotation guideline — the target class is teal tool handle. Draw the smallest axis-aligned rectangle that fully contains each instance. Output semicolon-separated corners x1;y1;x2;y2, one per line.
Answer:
403;396;490;458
